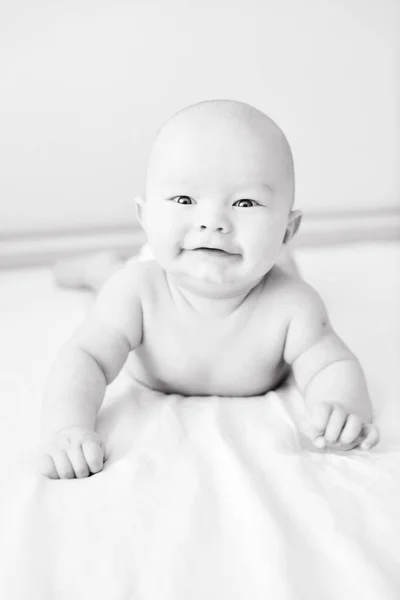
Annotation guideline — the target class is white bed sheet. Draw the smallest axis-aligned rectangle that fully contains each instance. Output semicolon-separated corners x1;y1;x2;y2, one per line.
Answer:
0;242;399;599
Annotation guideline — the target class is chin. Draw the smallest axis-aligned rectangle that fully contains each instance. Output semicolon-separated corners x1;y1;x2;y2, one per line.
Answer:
182;268;263;299
189;264;227;283
184;278;239;298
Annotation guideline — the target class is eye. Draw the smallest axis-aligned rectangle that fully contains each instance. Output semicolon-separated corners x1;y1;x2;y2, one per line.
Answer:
234;199;257;208
172;195;193;205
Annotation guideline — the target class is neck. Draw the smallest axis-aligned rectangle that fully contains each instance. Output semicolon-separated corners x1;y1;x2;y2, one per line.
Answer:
165;273;265;317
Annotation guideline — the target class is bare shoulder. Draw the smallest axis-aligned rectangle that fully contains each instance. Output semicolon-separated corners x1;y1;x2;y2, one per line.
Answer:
84;259;155;350
95;258;160;297
102;258;171;316
69;259;152;364
266;268;336;365
128;259;170;300
260;266;331;361
264;265;326;316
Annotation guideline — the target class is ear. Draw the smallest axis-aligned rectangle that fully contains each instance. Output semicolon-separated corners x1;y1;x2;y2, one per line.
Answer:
135;196;146;230
283;210;302;244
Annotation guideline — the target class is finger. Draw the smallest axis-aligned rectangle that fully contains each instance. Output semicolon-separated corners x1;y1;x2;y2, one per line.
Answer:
82;440;105;474
41;453;59;479
52;450;75;479
314;436;327;449
324;406;347;444
67;445;90;479
359;424;380;450
304;403;333;439
339;414;363;445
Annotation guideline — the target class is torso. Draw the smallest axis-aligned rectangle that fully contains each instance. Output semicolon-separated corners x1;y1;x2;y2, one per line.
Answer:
125;260;294;397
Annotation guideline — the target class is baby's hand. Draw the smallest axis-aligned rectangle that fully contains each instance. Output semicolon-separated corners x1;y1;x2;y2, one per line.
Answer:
301;403;379;451
40;427;106;479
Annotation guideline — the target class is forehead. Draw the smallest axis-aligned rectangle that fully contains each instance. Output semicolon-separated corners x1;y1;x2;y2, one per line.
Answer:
146;113;290;190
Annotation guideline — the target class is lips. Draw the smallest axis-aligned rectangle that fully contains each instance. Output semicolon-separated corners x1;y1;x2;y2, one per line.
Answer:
191;245;239;254
187;247;241;262
194;247;228;253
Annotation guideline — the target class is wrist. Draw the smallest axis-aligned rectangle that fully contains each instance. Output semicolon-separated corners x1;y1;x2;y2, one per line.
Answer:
301;358;373;421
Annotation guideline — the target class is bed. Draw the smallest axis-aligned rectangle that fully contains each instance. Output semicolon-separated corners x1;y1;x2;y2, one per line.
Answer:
0;242;399;599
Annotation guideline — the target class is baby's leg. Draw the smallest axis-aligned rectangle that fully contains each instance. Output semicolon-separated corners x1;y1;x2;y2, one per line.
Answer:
53;251;126;293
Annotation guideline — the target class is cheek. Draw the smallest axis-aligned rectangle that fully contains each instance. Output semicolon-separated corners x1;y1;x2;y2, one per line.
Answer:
146;210;186;254
146;206;177;237
243;219;286;257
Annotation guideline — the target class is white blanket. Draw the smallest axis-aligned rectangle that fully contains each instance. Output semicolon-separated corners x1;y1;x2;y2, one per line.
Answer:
1;244;400;599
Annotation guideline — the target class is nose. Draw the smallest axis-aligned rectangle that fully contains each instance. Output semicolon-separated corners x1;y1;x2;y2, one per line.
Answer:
197;206;231;234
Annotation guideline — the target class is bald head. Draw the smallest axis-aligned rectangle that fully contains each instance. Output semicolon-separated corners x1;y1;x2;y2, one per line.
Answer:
145;99;295;207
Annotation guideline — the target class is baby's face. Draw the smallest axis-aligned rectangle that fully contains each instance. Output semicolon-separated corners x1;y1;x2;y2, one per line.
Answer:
138;109;295;295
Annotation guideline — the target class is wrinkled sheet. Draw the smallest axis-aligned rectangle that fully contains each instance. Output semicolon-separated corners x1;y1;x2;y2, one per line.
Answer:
1;244;400;599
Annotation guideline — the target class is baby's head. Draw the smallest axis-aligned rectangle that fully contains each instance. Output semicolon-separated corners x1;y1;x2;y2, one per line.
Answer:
136;100;301;296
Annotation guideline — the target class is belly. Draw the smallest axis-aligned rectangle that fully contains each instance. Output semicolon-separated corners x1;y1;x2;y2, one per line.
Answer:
126;338;289;397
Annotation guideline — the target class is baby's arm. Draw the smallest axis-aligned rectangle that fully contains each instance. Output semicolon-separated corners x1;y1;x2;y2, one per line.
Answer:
40;264;143;478
283;284;379;451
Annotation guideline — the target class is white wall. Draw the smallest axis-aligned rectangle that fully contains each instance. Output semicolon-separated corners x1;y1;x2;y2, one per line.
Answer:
0;0;398;237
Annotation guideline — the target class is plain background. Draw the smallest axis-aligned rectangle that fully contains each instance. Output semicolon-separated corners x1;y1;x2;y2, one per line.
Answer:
0;0;398;239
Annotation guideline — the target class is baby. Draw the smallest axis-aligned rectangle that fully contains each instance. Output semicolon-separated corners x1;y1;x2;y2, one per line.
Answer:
40;100;379;479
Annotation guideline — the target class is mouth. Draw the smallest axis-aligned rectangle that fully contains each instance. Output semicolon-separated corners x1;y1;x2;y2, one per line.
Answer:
193;247;230;254
185;247;241;261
